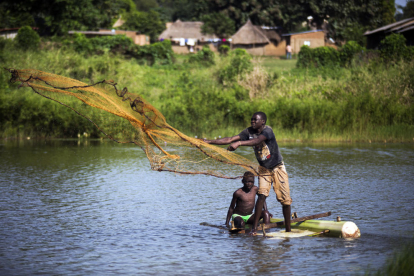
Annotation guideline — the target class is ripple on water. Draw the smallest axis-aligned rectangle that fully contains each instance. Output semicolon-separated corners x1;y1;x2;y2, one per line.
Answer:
0;141;413;275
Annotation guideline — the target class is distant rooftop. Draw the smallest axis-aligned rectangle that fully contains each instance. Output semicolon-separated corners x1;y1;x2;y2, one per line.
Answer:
282;30;324;36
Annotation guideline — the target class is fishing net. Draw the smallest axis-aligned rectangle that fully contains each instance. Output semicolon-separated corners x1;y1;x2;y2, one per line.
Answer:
7;68;259;179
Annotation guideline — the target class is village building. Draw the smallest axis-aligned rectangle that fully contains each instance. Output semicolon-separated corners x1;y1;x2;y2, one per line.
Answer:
282;30;327;54
68;29;150;46
364;17;414;49
230;19;285;56
158;19;218;54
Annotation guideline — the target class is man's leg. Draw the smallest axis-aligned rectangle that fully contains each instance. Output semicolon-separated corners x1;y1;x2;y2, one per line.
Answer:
282;205;291;232
249;194;267;236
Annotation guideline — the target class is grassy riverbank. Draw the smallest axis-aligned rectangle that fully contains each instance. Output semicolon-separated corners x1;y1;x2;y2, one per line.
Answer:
1;43;413;142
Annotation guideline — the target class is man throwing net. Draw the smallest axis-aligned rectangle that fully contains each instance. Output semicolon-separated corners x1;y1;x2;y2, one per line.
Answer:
205;112;292;235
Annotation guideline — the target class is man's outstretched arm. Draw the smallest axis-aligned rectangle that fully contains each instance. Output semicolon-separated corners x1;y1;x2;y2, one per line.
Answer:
204;135;240;145
227;135;267;151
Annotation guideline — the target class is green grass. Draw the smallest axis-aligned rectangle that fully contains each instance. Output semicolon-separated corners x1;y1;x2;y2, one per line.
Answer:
257;56;297;75
365;244;414;276
1;42;413;142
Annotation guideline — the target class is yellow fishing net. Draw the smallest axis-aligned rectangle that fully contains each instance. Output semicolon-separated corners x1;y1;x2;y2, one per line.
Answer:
7;68;259;179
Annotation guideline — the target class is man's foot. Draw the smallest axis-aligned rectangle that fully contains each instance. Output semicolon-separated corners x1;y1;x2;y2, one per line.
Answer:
249;230;257;236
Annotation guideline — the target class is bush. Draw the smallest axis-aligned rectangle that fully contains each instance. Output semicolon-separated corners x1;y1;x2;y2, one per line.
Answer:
219;45;230;55
298;42;365;68
72;33;134;55
218;48;252;83
15;26;40;51
313;46;340;67
131;40;174;65
296;45;314;68
340;41;363;66
380;33;408;62
188;45;215;66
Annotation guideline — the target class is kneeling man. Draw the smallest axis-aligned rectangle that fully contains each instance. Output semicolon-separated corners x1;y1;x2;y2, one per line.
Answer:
226;171;271;229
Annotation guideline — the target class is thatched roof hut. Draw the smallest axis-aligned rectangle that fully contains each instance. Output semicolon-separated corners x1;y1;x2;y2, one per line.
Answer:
158;19;218;41
230;19;284;56
231;19;271;45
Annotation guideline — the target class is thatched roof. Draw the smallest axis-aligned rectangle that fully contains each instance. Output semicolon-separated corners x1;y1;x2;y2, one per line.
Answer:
231;19;272;45
158;19;218;41
261;29;281;43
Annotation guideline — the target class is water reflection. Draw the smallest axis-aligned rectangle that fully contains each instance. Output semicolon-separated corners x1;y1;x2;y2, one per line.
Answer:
0;140;413;275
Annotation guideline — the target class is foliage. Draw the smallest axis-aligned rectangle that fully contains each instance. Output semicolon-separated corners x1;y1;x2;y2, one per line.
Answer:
399;0;414;19
130;40;174;65
122;8;166;42
340;41;363;66
188;46;215;66
71;33;135;55
296;46;314;68
368;244;414;276
219;45;230;56
342;22;367;47
218;49;253;84
15;26;40;51
201;13;235;38
1;39;414;142
380;33;414;63
297;41;363;68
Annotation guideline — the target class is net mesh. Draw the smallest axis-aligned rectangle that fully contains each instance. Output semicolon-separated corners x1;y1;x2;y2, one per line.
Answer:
7;68;259;179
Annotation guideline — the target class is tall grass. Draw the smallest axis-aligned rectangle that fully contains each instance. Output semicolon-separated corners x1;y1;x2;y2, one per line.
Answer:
366;244;414;276
1;42;413;142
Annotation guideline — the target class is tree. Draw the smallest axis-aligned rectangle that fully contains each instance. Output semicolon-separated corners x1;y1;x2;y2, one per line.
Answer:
400;0;414;19
201;13;235;38
122;8;166;42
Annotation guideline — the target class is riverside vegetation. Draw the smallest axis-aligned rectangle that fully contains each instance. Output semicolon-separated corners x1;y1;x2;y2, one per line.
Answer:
0;29;413;142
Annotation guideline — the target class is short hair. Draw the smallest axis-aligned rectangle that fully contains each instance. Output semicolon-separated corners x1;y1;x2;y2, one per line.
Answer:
243;171;255;180
253;112;267;123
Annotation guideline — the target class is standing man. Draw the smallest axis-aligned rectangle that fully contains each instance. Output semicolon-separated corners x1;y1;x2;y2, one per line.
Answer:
286;44;292;59
205;112;292;235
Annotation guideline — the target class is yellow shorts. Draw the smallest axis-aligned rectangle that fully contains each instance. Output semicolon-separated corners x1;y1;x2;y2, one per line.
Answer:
258;162;292;206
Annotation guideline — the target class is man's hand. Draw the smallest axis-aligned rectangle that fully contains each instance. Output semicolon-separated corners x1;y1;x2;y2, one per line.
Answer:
227;141;240;151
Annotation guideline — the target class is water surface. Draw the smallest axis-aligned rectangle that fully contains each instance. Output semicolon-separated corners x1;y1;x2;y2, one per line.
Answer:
1;140;413;275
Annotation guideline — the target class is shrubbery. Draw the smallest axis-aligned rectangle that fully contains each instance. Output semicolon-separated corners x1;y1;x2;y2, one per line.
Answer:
219;45;230;55
380;33;414;63
298;34;414;69
15;26;40;51
71;33;135;54
188;45;215;66
68;33;174;65
130;40;174;65
297;41;361;68
218;48;252;84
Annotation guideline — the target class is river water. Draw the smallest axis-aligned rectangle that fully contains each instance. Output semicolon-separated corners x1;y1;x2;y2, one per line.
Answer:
1;139;413;275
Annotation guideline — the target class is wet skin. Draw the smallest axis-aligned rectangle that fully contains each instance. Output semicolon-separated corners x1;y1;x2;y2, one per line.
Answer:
225;176;271;228
204;113;291;235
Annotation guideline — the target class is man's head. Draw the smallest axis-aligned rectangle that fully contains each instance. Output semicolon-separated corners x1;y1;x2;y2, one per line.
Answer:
251;112;267;130
242;171;255;190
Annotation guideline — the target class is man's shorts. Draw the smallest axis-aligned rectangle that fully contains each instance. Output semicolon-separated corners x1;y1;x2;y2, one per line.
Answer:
258;162;292;206
232;213;253;223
